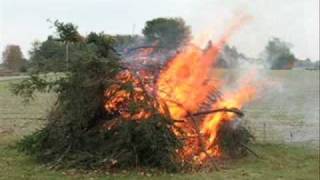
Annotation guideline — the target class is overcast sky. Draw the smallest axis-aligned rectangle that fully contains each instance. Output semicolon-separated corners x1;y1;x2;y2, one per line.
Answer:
0;0;319;61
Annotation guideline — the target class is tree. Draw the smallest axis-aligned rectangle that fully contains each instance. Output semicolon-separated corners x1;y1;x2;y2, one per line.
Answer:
53;20;84;69
53;20;83;43
28;31;122;73
2;45;26;72
28;21;84;73
215;45;242;68
86;32;116;57
142;17;191;50
28;37;66;72
262;37;296;69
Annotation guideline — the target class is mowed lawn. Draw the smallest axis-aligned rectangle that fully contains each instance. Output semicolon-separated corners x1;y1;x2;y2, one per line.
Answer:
0;70;319;180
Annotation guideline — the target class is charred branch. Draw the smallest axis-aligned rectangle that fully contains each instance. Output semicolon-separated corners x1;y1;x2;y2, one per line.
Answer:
189;108;244;118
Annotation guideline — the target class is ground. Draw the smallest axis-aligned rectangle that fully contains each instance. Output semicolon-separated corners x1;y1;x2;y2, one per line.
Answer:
0;70;319;180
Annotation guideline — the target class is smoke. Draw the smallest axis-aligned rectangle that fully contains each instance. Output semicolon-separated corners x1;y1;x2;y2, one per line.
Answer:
117;13;319;146
221;57;319;145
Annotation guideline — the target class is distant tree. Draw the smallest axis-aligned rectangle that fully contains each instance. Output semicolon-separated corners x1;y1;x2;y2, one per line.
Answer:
294;58;313;69
142;17;191;50
262;38;296;69
28;30;120;73
28;21;84;72
53;20;84;69
2;45;26;72
28;37;66;72
314;61;320;69
214;44;241;68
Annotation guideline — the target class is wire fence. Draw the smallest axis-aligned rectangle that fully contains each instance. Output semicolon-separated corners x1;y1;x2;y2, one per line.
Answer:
1;76;318;148
1;110;318;148
246;120;319;147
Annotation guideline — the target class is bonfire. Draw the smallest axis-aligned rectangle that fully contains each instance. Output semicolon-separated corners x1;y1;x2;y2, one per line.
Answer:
102;15;257;170
15;15;257;172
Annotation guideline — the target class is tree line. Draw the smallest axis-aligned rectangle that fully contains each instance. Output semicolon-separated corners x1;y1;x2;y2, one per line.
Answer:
1;17;319;73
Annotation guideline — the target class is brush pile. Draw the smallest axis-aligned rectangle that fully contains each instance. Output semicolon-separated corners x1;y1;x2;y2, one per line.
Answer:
13;27;255;173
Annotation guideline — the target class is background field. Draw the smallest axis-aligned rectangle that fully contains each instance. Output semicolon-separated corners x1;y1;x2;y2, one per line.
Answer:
0;70;319;179
246;70;319;145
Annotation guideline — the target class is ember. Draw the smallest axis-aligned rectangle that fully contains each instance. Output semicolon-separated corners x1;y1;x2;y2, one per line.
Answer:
104;70;154;120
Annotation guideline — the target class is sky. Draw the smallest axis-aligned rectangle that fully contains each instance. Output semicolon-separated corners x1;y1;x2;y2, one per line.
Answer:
0;0;319;61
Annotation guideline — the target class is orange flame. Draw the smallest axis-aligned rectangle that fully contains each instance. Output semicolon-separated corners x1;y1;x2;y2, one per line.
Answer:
104;70;153;120
104;13;257;163
201;74;257;155
156;14;255;161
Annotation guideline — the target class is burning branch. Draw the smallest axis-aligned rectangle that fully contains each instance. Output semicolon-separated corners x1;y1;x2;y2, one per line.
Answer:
188;108;244;118
186;111;220;171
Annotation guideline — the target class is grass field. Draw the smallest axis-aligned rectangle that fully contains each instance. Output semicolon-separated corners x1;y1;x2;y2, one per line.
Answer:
0;70;319;179
245;70;319;144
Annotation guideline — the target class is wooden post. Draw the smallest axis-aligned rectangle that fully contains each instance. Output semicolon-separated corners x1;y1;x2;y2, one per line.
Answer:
263;122;266;143
66;42;69;70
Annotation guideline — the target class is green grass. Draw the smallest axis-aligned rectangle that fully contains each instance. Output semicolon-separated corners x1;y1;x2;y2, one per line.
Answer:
0;70;319;179
0;143;318;180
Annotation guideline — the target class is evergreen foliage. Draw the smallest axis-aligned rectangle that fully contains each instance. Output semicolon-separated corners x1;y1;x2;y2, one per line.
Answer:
13;21;182;171
28;37;66;72
214;120;254;158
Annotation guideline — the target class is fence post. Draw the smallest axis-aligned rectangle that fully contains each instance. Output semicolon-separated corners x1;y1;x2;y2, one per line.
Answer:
263;122;266;143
